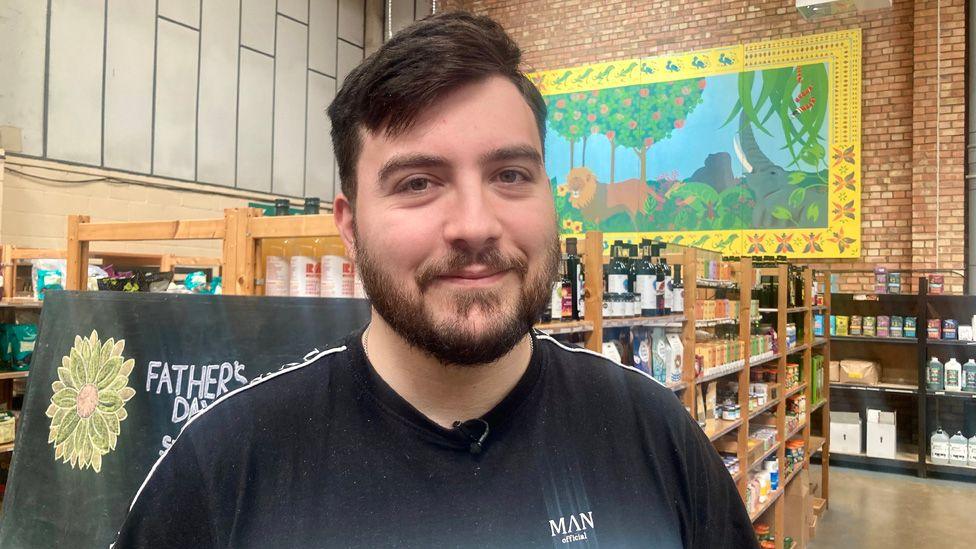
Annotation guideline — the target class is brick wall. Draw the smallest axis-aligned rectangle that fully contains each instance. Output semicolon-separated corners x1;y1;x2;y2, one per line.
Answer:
0;154;261;259
442;0;967;293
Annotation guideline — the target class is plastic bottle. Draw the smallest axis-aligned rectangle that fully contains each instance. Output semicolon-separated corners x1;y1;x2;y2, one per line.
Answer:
949;431;968;466
963;359;976;392
320;242;354;298
927;357;945;392
264;199;292;296
289;198;322;297
945;358;962;392
968;434;976;468
635;240;656;317
931;428;950;464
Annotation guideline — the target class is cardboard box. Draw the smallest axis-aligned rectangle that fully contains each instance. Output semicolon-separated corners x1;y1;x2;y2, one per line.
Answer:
839;359;880;385
830;411;863;454
829;360;840;383
866;409;897;459
784;469;811;548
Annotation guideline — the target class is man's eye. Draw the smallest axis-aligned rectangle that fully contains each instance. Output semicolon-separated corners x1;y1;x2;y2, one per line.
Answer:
401;178;430;193
498;170;530;184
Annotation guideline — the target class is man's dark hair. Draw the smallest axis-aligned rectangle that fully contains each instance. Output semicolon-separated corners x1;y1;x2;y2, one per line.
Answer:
327;11;547;205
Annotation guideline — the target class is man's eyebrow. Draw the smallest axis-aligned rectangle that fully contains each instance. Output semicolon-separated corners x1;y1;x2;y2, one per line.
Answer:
377;153;451;183
479;145;543;167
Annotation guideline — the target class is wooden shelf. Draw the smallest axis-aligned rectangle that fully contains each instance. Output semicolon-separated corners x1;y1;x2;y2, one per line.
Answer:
811;399;827;412
534;320;593;335
602;314;685;328
697;362;745;384
0;299;43;309
750;441;782;470
0;370;29;380
702;417;742;441
749;485;784;523
697;278;737;289
667;381;688;392
786;343;810;354
749;352;781;367
758;306;808;314
812;306;828;312
831;335;917;344
0;442;14;453
786;419;807;440
813;337;827;347
695;317;737;327
808;436;826;455
928;390;976;400
783;458;807;487
749;396;781;419
784;382;808;399
925;458;976;477
831;381;917;395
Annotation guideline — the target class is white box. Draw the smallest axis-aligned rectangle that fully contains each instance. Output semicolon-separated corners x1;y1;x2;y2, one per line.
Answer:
866;409;897;458
830;411;863;454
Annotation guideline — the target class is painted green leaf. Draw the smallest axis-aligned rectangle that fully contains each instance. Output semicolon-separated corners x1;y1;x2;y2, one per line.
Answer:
55;412;81;445
788;171;806;185
70;348;87;386
772;206;793;221
789;188;806;209
806;203;820;222
103;410;121;435
52;387;79;409
118;387;136;402
97;393;124;414
95;356;124;390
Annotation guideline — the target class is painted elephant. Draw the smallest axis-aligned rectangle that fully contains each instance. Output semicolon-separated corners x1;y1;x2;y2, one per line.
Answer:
734;114;825;228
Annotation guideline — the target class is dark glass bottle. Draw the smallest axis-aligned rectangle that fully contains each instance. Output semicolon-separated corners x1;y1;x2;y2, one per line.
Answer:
566;238;584;321
660;244;673;315
636;240;656;317
672;264;685;313
607;241;628;294
652;244;666;316
303;197;321;215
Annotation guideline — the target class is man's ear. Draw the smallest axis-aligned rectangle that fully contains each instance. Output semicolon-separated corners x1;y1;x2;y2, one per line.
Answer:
333;193;357;263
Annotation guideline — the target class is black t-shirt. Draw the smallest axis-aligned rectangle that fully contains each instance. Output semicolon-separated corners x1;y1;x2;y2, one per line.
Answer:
115;328;757;548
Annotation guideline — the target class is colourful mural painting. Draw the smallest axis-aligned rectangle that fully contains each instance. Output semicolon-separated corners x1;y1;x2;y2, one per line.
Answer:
531;30;862;258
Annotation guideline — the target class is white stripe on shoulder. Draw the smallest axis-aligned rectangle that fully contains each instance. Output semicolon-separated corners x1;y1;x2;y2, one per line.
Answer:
127;345;348;512
535;332;666;388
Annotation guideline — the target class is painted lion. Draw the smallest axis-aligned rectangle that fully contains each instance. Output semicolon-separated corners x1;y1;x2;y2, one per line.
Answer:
565;167;654;228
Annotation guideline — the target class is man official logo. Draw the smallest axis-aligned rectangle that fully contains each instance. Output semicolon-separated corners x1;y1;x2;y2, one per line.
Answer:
549;511;594;544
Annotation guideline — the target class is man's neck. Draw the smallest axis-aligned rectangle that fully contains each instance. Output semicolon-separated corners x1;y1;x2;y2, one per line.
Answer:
362;312;533;428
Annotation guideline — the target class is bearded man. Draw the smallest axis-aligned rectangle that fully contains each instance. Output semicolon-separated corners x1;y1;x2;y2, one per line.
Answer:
114;12;756;549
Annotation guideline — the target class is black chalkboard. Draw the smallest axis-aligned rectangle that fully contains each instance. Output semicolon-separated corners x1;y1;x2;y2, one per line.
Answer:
0;291;371;548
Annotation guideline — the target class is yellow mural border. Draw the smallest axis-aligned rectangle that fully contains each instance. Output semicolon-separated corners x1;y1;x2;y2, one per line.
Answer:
531;29;862;259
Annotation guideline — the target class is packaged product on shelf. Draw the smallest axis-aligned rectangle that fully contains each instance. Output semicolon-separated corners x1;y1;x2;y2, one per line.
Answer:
651;328;669;384
963;359;976;392
943;319;958;340
632;329;651;375
944;358;962;392
931;428;950;464
601;341;623;363
888;316;901;338
785;323;797;349
874;267;887;294
887;272;902;294
289;251;322;297
904;316;917;338
566;238;584;320
949;431;969;466
863;316;876;337
969;434;976;467
959;325;974;341
785;363;800;388
839;359;879;386
666;333;684;384
321;248;356;298
5;324;37;369
835;315;849;336
927;357;945;391
829;315;837;336
671;264;685;314
849;315;863;336
636;241;656;317
929;274;944;294
876;315;890;337
829;360;840;382
927;319;942;340
0;411;14;444
813;315;824;337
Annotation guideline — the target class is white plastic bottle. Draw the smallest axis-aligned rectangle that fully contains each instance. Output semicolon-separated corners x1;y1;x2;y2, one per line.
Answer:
945;358;963;392
931;428;950;464
968;434;976;468
949;431;969;466
289;241;321;297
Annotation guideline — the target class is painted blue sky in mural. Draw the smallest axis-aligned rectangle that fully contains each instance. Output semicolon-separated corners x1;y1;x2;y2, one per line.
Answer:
543;71;830;184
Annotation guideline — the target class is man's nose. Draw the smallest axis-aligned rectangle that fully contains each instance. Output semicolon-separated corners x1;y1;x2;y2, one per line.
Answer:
442;177;504;253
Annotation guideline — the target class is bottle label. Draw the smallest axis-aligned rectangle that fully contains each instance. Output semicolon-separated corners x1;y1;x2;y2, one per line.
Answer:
964;370;976;390
266;256;290;296
576;270;585;318
673;288;685;312
928;364;943;386
289;256;322;297
561;284;573;318
932;441;949;460
946;369;960;388
550;282;562;321
321;255;354;298
950;443;968;462
664;276;673;310
636;275;655;310
655;280;665;310
608;274;628;294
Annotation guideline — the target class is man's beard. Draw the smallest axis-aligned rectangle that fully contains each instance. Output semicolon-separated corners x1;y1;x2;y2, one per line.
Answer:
354;229;561;366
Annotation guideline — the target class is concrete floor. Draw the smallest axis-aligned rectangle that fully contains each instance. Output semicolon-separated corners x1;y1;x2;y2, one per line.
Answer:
809;465;976;549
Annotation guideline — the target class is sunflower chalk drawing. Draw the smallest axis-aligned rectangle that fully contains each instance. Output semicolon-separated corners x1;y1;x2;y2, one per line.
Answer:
46;331;136;473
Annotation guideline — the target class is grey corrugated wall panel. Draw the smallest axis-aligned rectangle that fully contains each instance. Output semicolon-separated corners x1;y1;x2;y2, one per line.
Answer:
0;0;47;155
153;19;198;180
197;0;240;185
272;16;308;196
159;0;200;28
237;48;274;192
305;71;336;201
241;0;275;55
47;0;104;165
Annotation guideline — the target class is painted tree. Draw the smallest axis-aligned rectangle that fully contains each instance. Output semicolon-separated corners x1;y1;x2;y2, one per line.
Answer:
545;92;589;168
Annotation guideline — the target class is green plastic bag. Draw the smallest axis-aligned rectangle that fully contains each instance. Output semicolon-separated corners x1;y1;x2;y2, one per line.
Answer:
9;324;37;370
